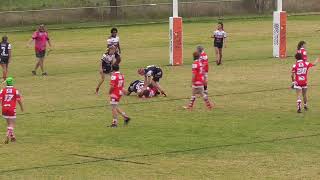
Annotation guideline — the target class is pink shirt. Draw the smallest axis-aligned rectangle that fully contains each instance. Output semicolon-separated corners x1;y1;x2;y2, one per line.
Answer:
32;31;49;52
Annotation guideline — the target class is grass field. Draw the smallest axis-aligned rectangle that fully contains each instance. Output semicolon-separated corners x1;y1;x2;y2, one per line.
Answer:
0;15;320;179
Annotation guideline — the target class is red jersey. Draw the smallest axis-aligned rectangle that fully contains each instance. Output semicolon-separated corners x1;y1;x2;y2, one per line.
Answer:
32;31;49;52
192;60;205;87
200;51;209;73
110;71;125;101
297;48;307;62
0;86;21;109
292;60;314;86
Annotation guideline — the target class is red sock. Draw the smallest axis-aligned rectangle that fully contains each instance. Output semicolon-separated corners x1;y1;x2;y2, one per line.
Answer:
297;99;302;110
7;127;14;137
203;95;212;109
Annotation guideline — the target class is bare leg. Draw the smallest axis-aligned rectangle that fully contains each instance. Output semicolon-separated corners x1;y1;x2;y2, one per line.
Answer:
96;72;105;94
111;104;118;127
302;88;308;110
116;107;130;125
1;64;7;80
39;58;45;73
215;47;219;65
296;89;302;113
218;48;223;65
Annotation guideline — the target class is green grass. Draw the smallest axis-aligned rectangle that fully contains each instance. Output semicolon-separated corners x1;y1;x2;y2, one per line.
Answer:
0;15;320;179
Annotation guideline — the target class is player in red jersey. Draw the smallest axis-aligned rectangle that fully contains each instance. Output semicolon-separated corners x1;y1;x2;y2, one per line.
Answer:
291;53;319;113
0;77;24;144
28;24;52;76
109;64;130;127
184;52;213;110
197;45;209;95
296;41;308;62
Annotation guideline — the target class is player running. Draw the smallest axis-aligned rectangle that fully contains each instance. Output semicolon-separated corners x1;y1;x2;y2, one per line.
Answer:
291;53;319;113
184;52;213;110
107;28;121;64
0;36;12;80
297;41;308;62
28;24;52;76
211;22;227;65
137;65;167;96
96;46;117;94
197;45;209;95
0;77;24;144
109;64;130;127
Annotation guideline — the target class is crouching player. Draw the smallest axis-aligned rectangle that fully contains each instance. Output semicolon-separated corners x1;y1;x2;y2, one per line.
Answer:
137;65;167;96
96;46;116;94
109;65;130;127
184;52;213;110
291;53;319;113
0;77;24;143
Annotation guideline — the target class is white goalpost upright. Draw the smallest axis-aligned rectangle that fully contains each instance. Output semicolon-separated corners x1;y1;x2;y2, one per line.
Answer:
273;0;287;58
169;0;183;65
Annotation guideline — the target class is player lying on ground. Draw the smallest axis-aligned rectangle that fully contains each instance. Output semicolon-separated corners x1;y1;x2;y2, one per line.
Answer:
291;53;319;113
28;24;52;76
0;36;12;80
297;41;308;62
211;22;227;65
107;28;121;64
137;65;167;96
96;46;117;94
126;80;160;98
197;45;209;95
0;77;24;144
109;64;130;128
184;52;214;110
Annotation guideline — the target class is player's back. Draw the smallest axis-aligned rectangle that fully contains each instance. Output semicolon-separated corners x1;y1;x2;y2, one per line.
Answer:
200;52;209;72
111;72;125;90
297;48;307;61
293;60;313;85
0;87;19;108
192;60;204;86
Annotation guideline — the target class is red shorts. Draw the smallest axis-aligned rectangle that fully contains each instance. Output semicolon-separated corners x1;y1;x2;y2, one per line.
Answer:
110;94;122;105
2;107;16;119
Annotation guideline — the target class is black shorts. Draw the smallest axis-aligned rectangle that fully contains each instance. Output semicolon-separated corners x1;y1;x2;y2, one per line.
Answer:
36;50;46;58
102;62;112;74
0;57;9;64
214;42;223;49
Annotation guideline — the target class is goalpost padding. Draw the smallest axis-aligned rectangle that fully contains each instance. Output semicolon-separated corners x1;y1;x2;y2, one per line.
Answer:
273;5;287;58
169;17;183;65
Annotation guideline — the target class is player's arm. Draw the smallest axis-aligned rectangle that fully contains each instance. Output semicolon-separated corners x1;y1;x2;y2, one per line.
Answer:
224;33;227;48
312;56;320;65
17;99;24;112
118;43;121;54
109;86;114;95
27;38;34;47
8;45;12;63
291;71;295;89
151;81;166;97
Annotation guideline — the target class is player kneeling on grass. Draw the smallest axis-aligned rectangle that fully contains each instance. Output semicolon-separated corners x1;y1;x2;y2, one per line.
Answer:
96;46;117;94
291;53;319;113
137;65;167;97
184;52;213;110
109;64;130;128
0;77;24;144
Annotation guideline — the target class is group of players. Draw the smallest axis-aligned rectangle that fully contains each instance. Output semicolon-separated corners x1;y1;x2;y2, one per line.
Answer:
0;22;319;143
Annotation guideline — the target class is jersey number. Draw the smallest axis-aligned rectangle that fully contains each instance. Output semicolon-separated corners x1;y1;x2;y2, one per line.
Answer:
297;68;307;75
1;47;8;56
4;94;13;102
118;80;124;87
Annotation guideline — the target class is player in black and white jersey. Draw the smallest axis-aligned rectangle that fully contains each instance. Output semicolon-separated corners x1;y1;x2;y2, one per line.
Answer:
95;46;116;94
107;28;121;64
127;80;145;96
137;65;167;96
211;22;227;65
0;36;12;80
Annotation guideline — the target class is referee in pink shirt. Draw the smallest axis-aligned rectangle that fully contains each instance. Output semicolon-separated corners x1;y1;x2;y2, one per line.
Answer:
28;24;52;76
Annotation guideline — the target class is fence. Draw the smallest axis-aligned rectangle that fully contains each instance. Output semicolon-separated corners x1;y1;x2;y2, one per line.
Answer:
0;0;320;27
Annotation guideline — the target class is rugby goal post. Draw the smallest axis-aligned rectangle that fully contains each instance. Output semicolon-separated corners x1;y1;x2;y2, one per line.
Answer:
273;0;287;58
169;0;183;65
